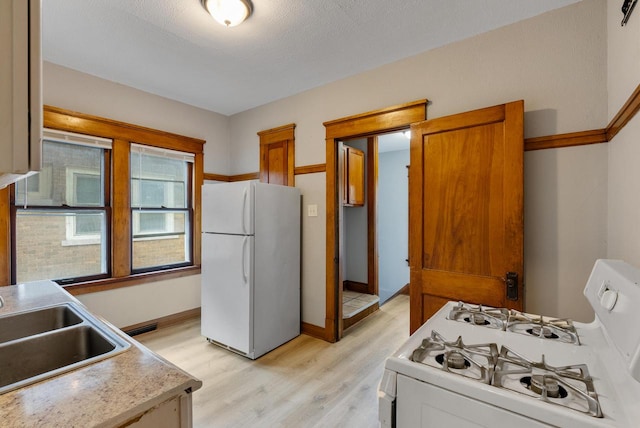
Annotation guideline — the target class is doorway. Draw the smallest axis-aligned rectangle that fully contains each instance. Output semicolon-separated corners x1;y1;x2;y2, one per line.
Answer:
322;99;428;342
339;132;410;330
376;132;410;304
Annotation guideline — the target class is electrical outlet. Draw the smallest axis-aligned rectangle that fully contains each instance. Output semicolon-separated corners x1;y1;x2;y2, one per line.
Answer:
308;204;318;217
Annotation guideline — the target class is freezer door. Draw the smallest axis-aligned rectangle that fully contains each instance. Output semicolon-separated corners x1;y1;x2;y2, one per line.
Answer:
201;233;253;355
201;181;254;235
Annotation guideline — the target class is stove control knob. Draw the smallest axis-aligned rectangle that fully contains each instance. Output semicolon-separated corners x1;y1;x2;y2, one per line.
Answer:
600;289;618;311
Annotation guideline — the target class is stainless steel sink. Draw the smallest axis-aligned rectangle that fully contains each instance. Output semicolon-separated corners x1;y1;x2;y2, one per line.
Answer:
0;303;130;394
0;304;83;343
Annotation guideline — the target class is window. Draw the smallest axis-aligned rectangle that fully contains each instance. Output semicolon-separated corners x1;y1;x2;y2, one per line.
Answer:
4;106;204;291
13;129;111;283
130;144;193;272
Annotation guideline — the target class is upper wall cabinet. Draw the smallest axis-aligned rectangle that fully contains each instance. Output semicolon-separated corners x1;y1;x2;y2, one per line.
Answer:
258;123;295;187
0;0;42;189
343;146;365;207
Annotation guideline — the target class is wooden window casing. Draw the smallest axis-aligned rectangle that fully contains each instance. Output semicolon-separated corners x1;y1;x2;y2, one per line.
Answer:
0;106;205;293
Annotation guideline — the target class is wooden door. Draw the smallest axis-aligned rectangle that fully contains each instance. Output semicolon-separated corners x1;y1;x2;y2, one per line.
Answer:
262;140;288;185
258;123;295;186
409;101;524;333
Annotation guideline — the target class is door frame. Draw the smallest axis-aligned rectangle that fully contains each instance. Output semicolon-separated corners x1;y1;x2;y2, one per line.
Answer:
322;99;427;342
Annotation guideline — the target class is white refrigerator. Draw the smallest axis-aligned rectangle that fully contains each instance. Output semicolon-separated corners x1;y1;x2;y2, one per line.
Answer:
200;181;301;359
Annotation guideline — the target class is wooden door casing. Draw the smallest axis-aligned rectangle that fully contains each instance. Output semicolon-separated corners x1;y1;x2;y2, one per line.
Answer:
409;101;524;333
324;100;428;342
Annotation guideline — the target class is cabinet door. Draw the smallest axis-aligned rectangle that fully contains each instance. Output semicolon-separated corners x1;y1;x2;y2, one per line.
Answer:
346;146;365;206
0;0;42;181
125;392;194;428
409;101;524;332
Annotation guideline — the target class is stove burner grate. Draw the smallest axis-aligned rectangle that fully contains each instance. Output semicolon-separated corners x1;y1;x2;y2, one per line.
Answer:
494;346;602;418
507;311;580;345
447;302;582;345
410;331;498;384
409;331;603;418
448;302;509;330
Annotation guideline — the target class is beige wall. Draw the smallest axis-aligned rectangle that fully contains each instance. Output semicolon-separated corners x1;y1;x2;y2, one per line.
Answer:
229;0;608;325
43;62;230;328
44;62;231;177
42;0;617;328
607;2;640;265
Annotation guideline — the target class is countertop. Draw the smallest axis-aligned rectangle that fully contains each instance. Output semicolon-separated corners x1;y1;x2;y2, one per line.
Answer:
0;280;202;428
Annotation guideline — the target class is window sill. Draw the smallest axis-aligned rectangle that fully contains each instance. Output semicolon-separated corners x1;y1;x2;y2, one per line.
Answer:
61;237;101;247
63;265;201;296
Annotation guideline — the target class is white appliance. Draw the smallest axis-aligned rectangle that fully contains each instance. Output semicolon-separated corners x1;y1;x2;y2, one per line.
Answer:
379;259;640;427
200;181;301;359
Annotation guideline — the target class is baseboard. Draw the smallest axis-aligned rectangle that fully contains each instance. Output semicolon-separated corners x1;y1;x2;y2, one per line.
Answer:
344;280;369;294
343;303;379;330
393;283;410;297
301;321;328;340
122;307;201;336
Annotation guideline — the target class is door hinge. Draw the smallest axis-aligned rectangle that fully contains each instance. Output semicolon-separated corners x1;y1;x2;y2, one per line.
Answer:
506;272;518;301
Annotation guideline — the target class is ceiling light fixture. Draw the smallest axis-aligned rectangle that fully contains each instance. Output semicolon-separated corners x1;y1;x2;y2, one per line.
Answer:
201;0;253;27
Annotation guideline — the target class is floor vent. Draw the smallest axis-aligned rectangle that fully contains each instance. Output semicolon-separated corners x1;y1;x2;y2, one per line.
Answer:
125;323;158;337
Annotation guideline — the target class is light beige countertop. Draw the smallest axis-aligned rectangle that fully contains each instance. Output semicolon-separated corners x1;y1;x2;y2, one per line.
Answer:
0;280;202;428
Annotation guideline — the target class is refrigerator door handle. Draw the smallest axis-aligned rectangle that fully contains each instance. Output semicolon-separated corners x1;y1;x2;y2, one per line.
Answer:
242;236;249;283
241;187;248;235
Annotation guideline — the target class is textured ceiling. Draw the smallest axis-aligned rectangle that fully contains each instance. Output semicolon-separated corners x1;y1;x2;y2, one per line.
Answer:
42;0;581;116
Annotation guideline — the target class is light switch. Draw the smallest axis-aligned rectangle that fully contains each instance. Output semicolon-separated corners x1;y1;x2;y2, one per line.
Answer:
308;204;318;217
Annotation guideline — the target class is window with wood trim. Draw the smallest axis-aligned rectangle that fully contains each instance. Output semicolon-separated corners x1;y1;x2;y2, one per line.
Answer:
258;123;295;186
3;106;205;290
12;130;111;284
130;144;193;272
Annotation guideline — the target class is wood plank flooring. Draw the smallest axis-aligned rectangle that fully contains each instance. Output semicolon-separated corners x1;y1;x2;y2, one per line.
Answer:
136;295;410;428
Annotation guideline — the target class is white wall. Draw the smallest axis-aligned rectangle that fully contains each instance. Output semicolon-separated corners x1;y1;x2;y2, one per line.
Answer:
43;62;230;328
378;149;410;304
229;0;608;326
606;2;640;266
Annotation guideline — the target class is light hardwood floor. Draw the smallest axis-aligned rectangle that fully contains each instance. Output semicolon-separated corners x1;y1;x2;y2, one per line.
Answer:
137;295;410;428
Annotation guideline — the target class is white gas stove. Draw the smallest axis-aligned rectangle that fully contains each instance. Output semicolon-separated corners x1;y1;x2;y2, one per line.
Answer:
379;259;640;427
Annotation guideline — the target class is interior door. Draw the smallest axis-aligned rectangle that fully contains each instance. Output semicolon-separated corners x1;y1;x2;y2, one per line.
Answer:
408;101;524;333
